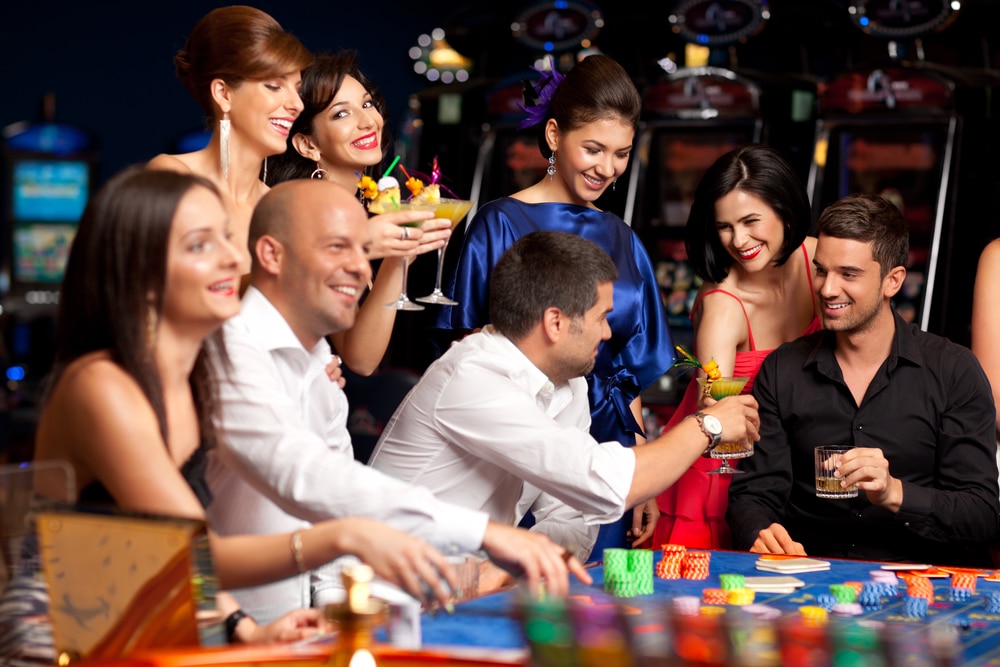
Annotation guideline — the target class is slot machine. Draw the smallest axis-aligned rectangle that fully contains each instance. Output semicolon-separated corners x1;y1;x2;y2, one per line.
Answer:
0;117;98;457
628;0;818;407
807;0;1000;346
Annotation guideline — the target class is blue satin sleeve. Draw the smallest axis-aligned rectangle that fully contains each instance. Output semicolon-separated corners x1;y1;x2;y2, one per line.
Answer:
587;232;674;443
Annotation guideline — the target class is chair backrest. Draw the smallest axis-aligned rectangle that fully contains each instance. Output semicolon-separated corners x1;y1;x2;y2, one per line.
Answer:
0;460;75;583
36;504;224;661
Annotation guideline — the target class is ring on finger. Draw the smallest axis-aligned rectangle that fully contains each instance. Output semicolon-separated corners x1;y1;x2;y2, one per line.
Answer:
400;226;410;240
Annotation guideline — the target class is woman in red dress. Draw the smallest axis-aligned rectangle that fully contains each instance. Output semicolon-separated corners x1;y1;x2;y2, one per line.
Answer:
652;144;820;550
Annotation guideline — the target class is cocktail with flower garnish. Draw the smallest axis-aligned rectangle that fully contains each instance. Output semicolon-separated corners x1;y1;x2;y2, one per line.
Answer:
398;158;474;306
674;345;752;475
359;173;432;311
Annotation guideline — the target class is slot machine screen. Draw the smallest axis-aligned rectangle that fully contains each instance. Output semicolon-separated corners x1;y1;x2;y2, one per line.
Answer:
10;159;89;285
812;120;952;326
480;127;550;205
636;124;757;230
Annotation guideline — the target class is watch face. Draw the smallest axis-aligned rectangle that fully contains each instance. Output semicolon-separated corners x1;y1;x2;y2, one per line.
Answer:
704;414;723;435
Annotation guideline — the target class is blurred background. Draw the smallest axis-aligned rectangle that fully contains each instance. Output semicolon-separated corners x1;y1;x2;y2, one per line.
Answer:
2;0;999;458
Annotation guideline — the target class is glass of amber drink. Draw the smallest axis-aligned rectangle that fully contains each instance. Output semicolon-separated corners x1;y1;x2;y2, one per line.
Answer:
815;445;858;498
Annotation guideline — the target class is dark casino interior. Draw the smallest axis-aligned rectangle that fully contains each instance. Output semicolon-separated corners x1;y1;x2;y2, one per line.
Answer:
2;0;999;463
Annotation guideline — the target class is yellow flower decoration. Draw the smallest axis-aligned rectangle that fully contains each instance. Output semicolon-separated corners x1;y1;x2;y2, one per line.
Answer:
405;176;424;197
357;175;378;201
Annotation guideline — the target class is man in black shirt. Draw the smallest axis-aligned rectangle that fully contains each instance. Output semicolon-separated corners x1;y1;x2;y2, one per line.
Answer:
728;194;999;567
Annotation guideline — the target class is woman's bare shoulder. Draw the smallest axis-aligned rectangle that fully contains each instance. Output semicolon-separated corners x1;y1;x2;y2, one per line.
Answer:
51;353;149;414
146;152;195;173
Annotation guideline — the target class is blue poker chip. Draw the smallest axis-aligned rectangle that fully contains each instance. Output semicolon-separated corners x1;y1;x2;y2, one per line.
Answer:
948;587;973;603
815;593;837;612
903;596;929;618
985;592;1000;614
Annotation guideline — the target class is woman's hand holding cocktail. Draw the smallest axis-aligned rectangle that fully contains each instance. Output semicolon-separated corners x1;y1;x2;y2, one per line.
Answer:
367;210;450;260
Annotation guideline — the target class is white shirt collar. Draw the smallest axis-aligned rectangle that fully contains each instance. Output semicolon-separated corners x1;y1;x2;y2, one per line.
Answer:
238;286;332;364
480;326;566;410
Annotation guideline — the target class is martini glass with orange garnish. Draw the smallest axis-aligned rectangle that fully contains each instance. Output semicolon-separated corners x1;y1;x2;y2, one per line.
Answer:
696;376;752;474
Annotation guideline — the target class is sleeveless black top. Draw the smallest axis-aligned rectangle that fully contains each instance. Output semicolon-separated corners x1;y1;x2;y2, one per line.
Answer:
78;442;213;509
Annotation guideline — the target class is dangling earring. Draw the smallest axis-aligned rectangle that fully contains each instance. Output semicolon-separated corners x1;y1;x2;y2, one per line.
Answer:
612;178;617;191
547;152;556;182
261;157;268;183
219;113;231;179
146;305;158;350
311;163;327;180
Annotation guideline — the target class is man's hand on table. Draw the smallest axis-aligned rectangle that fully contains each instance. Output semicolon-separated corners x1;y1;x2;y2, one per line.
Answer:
481;521;593;596
750;522;807;556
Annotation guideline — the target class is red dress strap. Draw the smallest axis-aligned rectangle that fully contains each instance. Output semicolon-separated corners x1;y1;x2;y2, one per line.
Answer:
692;288;756;351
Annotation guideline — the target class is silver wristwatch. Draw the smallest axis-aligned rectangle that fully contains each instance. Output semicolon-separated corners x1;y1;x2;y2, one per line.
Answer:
694;411;723;453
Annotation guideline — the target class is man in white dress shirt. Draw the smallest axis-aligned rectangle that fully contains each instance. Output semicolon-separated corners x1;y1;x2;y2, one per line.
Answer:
370;231;759;580
206;180;588;624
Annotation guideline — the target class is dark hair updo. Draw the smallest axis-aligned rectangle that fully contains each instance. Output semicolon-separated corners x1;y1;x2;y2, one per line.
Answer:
174;5;313;121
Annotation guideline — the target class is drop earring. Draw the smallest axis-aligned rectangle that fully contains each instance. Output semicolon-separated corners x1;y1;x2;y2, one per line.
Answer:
547;152;556;182
311;162;327;180
146;305;158;351
219;113;231;179
612;178;617;191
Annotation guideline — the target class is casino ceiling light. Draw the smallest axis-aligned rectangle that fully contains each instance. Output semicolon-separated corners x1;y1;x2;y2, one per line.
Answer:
409;28;473;84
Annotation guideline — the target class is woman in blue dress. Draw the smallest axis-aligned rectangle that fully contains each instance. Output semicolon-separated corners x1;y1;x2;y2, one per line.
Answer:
435;55;674;556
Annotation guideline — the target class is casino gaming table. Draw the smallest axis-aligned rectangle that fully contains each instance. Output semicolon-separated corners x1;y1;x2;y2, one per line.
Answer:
77;549;1000;667
418;549;1000;665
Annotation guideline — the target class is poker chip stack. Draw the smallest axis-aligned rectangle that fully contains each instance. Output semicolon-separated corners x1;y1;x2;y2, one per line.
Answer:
949;572;977;602
901;574;935;605
870;570;899;597
656;544;686;580
717;573;754;606
829;583;858;604
984;591;1000;614
680;550;711;580
798;605;829;627
602;548;653;598
701;588;728;605
858;581;884;611
815;593;837;612
903;595;929;618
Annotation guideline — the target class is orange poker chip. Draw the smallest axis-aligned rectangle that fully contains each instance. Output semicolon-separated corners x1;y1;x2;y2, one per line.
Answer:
844;581;864;596
702;588;728;604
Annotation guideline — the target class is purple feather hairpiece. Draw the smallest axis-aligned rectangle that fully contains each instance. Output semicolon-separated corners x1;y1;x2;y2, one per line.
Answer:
516;59;565;130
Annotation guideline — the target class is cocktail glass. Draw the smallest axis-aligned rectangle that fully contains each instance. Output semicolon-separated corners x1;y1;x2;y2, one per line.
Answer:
416;199;474;306
382;201;434;311
697;377;751;475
